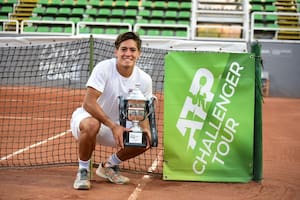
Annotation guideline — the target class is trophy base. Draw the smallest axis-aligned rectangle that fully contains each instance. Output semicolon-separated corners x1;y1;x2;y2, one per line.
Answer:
123;131;147;148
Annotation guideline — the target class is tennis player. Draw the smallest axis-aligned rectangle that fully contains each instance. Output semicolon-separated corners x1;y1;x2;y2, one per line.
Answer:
70;31;153;190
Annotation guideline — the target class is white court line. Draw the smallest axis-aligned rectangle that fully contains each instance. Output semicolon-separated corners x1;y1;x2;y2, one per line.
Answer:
0;116;70;121
128;150;163;200
0;129;71;161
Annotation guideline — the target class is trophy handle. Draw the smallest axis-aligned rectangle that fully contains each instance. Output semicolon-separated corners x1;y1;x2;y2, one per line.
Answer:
118;96;126;127
147;97;158;147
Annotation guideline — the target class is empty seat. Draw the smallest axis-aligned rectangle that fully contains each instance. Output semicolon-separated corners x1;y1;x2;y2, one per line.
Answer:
178;11;190;19
86;8;98;16
165;11;177;18
33;7;45;15
46;7;58;15
154;1;166;9
76;0;88;7
167;2;179;9
111;9;123;16
59;7;71;15
152;10;164;18
72;8;85;15
99;9;110;16
139;10;150;17
125;9;137;17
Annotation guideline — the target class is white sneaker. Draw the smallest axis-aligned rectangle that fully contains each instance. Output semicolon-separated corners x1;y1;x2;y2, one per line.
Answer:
96;163;130;184
73;168;91;190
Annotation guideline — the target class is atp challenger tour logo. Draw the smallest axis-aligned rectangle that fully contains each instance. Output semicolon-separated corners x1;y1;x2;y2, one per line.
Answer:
176;62;244;175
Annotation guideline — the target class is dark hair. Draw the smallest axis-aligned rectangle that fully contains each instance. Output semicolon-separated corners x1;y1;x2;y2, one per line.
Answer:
114;31;142;51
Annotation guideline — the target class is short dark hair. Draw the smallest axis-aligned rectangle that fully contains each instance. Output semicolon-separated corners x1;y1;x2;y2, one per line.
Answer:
114;31;142;51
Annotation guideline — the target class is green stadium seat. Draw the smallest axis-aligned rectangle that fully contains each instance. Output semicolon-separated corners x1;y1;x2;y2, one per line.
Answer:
86;8;98;16
79;26;90;34
180;2;192;10
64;27;72;33
115;1;126;8
178;20;190;25
254;23;264;28
266;15;277;21
83;17;94;22
24;26;36;32
267;23;278;28
152;10;164;18
161;30;174;37
37;0;49;6
51;0;61;6
125;9;137;17
43;16;54;21
61;0;73;7
147;29;160;36
254;14;263;21
106;28;118;34
176;30;187;37
32;7;45;15
251;4;264;12
112;9;123;16
136;19;148;24
59;7;72;15
139;10;150;17
99;8;110;16
164;19;176;25
37;26;49;33
154;1;166;9
51;26;63;33
90;0;100;7
102;1;113;7
150;19;162;24
76;0;88;7
0;15;9;19
69;17;81;23
109;18;122;23
127;1;139;8
92;27;104;34
56;17;68;21
178;11;190;19
265;5;277;12
142;1;152;8
167;2;179;9
0;6;13;13
30;16;41;20
137;29;146;35
46;7;58;15
95;17;107;22
123;18;135;25
165;11;177;18
72;8;85;15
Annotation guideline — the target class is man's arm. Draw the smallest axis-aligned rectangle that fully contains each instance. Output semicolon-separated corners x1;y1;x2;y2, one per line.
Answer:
82;86;126;148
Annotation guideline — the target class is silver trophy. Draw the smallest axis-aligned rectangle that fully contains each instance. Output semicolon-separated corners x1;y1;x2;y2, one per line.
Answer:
119;83;158;148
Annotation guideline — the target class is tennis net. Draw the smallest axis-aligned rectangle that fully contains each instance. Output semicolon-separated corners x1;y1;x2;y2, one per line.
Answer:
0;38;166;174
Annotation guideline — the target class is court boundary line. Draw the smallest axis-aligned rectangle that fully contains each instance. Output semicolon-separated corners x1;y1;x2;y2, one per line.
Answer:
0;129;71;161
128;150;163;200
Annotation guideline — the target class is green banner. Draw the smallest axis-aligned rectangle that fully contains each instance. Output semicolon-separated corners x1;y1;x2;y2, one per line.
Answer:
163;52;255;182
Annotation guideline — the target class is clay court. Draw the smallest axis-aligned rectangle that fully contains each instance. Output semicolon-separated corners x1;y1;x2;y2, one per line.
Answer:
0;97;299;200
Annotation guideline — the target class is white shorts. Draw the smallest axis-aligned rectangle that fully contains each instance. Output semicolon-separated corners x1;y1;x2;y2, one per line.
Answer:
70;107;116;147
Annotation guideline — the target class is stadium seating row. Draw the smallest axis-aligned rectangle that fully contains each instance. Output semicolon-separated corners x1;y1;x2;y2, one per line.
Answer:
0;0;299;40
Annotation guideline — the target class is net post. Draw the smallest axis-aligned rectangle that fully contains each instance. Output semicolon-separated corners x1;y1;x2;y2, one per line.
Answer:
89;35;94;75
251;41;263;182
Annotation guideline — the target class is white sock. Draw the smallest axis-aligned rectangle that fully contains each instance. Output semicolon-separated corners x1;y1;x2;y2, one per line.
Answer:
79;159;90;171
105;153;121;168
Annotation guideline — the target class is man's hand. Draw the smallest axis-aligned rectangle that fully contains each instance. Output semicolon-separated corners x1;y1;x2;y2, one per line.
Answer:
111;125;130;149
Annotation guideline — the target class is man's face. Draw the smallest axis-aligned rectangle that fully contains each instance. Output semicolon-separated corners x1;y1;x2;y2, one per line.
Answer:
115;39;141;69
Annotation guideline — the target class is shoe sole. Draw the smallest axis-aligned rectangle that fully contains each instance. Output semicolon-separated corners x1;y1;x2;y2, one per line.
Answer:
96;169;128;184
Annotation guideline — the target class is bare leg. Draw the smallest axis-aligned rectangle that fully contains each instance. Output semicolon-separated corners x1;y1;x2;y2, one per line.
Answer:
78;117;100;161
116;147;150;161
